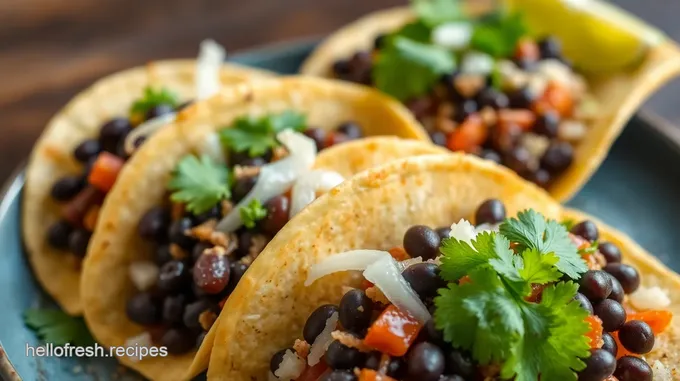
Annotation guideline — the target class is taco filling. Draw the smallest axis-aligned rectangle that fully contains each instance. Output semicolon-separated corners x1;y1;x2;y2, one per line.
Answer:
45;41;227;263
270;200;672;381
330;2;599;188
125;110;365;355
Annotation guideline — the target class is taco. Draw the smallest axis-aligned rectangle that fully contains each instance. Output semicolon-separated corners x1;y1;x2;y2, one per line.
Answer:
22;41;273;315
300;1;680;201
205;154;678;381
79;76;438;381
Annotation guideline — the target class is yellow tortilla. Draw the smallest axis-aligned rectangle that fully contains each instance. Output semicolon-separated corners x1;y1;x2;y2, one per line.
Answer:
300;6;680;202
22;60;272;315
206;153;679;380
80;76;438;381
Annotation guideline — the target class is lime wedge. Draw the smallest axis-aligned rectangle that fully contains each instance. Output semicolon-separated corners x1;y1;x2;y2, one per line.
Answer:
505;0;666;72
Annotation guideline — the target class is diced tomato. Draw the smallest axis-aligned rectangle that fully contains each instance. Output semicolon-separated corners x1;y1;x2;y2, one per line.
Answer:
458;275;472;285
582;253;601;270
514;38;540;61
497;109;537;131
446;114;487;153
358;369;397;381
533;82;574;118
361;279;374;290
627;310;673;335
585;315;604;349
83;204;100;231
525;284;545;303
88;152;125;192
364;305;423;356
294;362;328;381
388;247;410;261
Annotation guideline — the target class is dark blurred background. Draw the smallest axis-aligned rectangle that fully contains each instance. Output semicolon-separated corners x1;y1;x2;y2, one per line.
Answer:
1;0;679;183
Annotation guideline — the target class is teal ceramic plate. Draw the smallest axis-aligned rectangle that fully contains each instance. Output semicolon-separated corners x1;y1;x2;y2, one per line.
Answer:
2;39;680;380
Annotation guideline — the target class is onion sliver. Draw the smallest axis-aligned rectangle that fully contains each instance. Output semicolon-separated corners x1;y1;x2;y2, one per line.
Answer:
198;132;227;164
307;311;338;366
363;256;431;323
195;39;226;100
216;130;317;233
124;112;177;155
305;250;391;286
290;170;344;217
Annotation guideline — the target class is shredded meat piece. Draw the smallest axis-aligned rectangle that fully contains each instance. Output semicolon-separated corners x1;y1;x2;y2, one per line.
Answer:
435;117;456;134
455;74;485;98
171;203;185;221
198;310;217;331
293;339;310;359
169;244;188;260
187;219;236;251
233;165;260;179
247;234;269;260
331;331;372;352
83;205;100;231
272;146;288;161
480;106;498;126
365;286;390;305
221;200;234;216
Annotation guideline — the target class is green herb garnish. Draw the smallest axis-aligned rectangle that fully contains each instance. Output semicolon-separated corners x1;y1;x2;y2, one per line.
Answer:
470;11;528;58
219;111;306;157
240;199;267;229
373;37;456;101
130;87;179;117
412;0;464;27
168;155;232;214
24;309;94;346
435;209;590;381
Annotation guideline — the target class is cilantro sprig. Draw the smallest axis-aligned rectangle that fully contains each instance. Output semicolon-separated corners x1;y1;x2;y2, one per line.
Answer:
219;111;306;157
435;209;590;381
412;0;464;27
470;11;528;58
24;309;94;346
240;199;268;229
168;155;232;214
130;86;179;117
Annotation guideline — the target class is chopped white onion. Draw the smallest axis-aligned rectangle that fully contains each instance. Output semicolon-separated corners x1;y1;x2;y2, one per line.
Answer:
629;286;671;310
273;349;306;381
449;219;477;245
290;170;344;217
124;112;177;155
474;223;500;234
398;256;424;271
198;132;227;164
521;133;550;159
129;261;160;291
307;311;338;366
460;51;494;75
652;360;672;381
537;59;574;88
305;250;391;286
558;120;587;143
216;130;317;233
196;39;226;100
363;256;431;323
432;21;472;50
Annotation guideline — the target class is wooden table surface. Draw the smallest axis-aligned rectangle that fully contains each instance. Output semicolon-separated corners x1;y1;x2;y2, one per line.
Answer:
1;0;679;183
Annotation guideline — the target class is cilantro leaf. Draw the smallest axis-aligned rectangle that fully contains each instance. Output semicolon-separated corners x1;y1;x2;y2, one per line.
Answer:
500;210;587;279
388;21;432;44
412;0;464;27
518;249;562;285
168;155;231;214
24;309;94;346
220;111;307;157
130;86;179;116
471;11;527;58
373;37;456;101
239;199;267;229
439;232;495;282
579;241;599;256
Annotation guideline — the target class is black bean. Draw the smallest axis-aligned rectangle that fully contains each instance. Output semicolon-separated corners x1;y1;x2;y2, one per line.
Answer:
402;263;446;300
618;320;655;354
514;57;537;71
526;168;551;188
161;328;197;354
418;319;445;346
303;304;339;343
68;229;91;258
260;195;290;235
336;121;362;140
435;226;451;240
230;150;273;167
579;270;613;302
47;221;73;250
126;292;162;325
138;207;170;243
504;146;533;174
227;261;248;293
183;299;215;331
50;176;84;201
601;332;618;358
195;331;207;348
99;118;132;154
475;199;506;225
604;263;640;294
162;294;187;324
570;220;599;242
155;244;173;266
445;350;475;378
614;356;653;381
332;60;352;77
373;34;387;50
74;139;101;163
407;342;445;381
477;88;509;109
429;131;448;147
594;299;627;332
599;242;622;264
270;348;292;375
194;204;221;224
320;370;357;381
478;149;502;164
573;292;594;314
403;225;440;260
168;217;197;250
386;357;407;378
303;128;327;151
364;352;380;370
508;87;534;108
158;260;190;293
325;340;365;370
192;242;212;263
453;99;478;124
339;289;373;334
406;97;435;120
491;123;522;153
533;111;560;138
145;104;175;121
541;142;574;174
608;275;625;303
232;176;258;204
538;36;562;60
578;348;616;381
